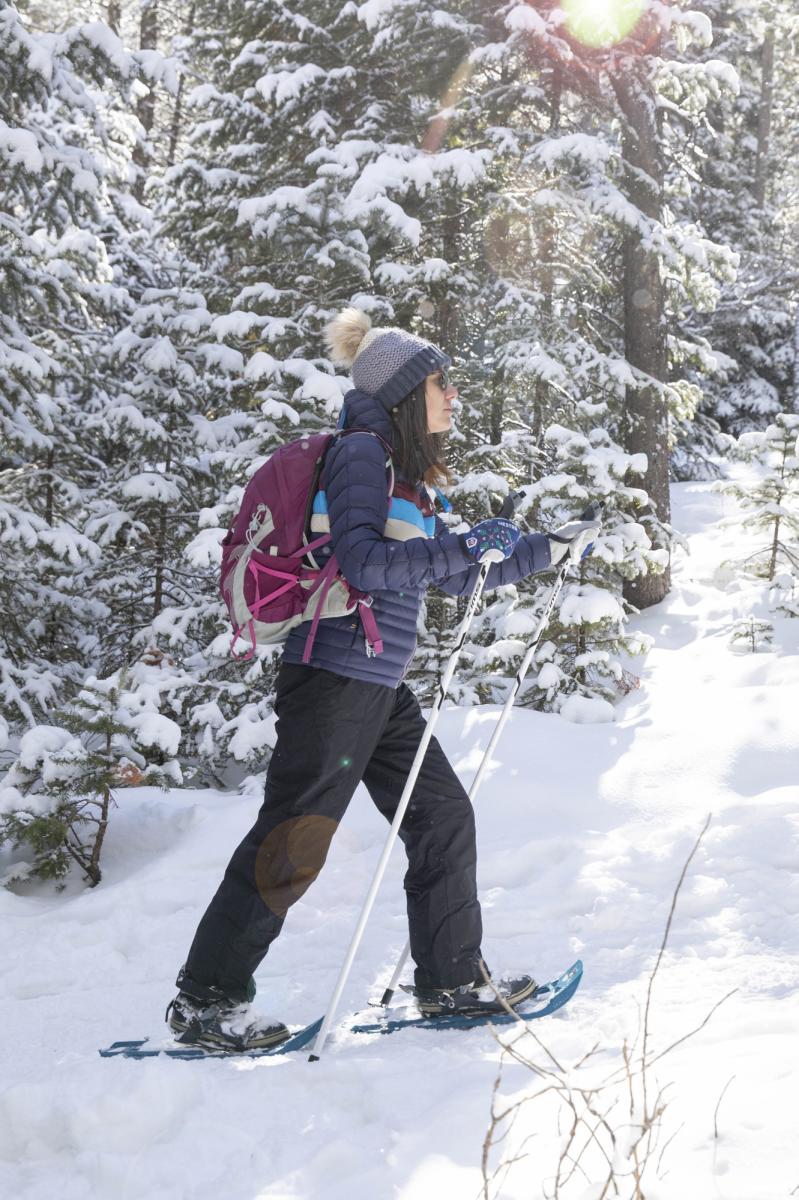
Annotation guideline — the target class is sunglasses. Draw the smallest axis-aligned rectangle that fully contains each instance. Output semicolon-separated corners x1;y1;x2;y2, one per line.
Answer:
435;369;451;390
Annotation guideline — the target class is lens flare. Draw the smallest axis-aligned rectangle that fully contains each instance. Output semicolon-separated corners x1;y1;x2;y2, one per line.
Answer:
562;0;647;49
422;57;473;154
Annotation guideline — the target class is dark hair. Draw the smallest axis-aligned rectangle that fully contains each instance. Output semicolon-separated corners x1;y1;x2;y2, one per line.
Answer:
389;382;451;487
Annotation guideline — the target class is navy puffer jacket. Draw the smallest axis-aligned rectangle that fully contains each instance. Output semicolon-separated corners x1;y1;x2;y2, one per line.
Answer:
282;390;551;688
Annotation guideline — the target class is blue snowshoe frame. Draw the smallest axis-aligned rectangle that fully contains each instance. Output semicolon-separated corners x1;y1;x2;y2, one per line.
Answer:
99;961;583;1061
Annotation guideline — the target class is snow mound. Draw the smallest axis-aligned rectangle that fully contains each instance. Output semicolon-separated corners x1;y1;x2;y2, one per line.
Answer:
559;694;615;724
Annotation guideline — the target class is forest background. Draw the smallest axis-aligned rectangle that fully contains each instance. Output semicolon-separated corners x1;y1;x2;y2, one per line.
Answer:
1;0;797;886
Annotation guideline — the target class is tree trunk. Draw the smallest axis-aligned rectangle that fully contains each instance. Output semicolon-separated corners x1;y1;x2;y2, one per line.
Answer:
167;2;197;167
768;441;788;581
793;303;799;413
86;728;114;887
133;0;159;201
107;1;122;35
532;64;561;450
754;25;775;209
438;195;461;354
612;62;671;609
152;428;172;618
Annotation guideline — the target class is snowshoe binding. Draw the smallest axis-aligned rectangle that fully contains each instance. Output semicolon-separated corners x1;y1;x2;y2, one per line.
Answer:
166;969;289;1052
404;972;537;1018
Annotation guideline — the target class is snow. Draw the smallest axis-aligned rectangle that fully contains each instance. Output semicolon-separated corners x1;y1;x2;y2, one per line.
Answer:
536;662;562;689
255;64;326;106
703;58;741;96
504;4;558;40
69;169;98;195
243;351;280;382
558;693;615;724
559;582;626;626
0;481;797;1198
356;0;405;32
0;121;43;172
344;148;490;244
120;474;181;504
237;187;321;232
128;712;182;758
184;527;225;569
141;337;178;373
667;5;713;49
16;725;75;770
534;132;613;170
209;311;264;340
197;343;244;373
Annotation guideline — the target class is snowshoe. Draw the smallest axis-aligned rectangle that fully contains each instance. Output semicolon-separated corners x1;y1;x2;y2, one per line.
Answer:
404;972;537;1018
165;972;289;1051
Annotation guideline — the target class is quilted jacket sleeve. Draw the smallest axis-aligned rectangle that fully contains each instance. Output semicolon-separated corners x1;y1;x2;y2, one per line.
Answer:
323;432;474;592
431;516;552;597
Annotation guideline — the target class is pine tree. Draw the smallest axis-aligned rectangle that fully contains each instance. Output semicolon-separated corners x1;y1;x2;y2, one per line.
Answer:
1;4;128;726
721;413;799;582
84;276;282;777
729;616;774;654
0;4;178;729
158;0;746;724
676;1;799;440
407;0;739;698
0;5;204;854
0;667;180;887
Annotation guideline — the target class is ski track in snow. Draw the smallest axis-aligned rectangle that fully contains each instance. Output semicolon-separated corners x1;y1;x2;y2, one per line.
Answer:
1;481;797;1200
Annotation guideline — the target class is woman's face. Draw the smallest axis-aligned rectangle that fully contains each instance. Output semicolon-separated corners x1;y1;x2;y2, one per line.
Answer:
424;369;458;433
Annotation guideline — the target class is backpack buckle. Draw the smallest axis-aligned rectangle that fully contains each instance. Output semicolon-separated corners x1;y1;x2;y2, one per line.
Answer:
357;594;382;657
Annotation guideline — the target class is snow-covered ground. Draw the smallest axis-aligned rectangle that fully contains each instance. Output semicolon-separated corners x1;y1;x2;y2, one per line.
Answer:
1;480;797;1200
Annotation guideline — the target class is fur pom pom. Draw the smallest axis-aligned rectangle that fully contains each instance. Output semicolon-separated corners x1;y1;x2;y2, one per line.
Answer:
325;308;372;367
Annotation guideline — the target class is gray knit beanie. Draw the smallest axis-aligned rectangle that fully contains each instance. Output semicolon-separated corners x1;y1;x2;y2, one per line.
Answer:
325;308;450;410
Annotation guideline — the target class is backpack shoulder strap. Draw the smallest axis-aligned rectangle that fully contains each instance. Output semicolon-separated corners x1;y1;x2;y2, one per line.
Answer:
326;428;394;495
335;427;393;458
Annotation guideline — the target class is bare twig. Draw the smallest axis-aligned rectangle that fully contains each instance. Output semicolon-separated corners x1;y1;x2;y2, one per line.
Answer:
641;813;713;1113
656;1120;685;1176
648;989;738;1069
480;813;727;1199
713;1075;736;1141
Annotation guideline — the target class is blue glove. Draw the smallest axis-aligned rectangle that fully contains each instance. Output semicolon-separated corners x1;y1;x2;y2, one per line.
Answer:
460;518;521;564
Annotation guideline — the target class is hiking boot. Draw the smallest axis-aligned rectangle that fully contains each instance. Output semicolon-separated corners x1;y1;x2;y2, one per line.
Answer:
410;972;537;1018
165;970;289;1051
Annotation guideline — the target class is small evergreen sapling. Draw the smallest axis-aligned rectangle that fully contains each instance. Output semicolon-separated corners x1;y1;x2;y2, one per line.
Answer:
769;572;799;619
729;616;774;653
721;413;799;581
0;671;180;889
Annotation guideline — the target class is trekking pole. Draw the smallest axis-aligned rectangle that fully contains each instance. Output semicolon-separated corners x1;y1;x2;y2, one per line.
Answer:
308;548;505;1062
378;500;603;1006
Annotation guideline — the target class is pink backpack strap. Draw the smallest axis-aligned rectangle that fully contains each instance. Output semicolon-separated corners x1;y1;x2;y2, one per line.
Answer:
300;566;385;664
230;618;257;662
357;596;383;658
301;553;342;664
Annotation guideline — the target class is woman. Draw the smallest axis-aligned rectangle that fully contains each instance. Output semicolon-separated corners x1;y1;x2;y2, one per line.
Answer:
166;309;595;1051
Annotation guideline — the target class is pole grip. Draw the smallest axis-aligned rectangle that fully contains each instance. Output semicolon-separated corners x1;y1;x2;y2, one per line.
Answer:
579;500;603;523
498;489;525;520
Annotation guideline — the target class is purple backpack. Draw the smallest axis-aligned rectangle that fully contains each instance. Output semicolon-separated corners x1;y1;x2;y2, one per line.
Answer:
220;430;392;662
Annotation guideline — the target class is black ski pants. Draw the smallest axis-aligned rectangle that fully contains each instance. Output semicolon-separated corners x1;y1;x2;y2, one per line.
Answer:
182;662;483;1001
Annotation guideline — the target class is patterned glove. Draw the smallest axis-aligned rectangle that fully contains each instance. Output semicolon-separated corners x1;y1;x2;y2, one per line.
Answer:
548;517;601;565
460;518;521;563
